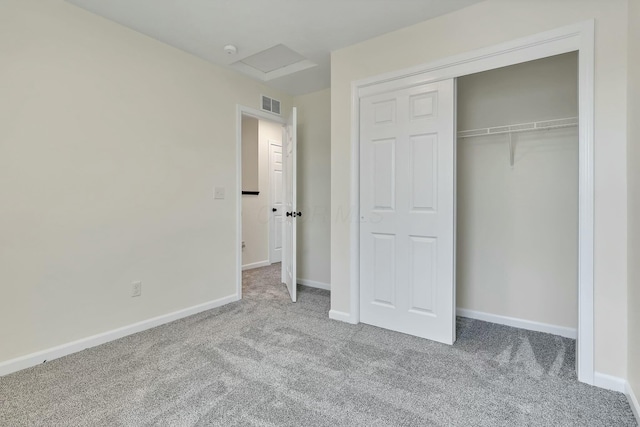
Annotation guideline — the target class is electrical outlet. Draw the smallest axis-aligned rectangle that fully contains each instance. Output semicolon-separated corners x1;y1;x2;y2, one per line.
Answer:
131;281;142;297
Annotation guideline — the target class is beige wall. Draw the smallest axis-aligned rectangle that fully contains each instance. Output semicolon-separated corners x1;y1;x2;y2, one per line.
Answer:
457;54;578;329
457;53;579;129
294;89;332;286
331;0;628;377
241;116;259;193
241;119;282;267
0;0;292;363
627;0;640;404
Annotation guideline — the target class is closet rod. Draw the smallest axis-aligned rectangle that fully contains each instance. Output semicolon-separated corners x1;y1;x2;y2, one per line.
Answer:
457;117;578;139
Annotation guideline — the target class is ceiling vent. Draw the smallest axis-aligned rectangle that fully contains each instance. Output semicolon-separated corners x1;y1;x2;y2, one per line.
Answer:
261;95;281;115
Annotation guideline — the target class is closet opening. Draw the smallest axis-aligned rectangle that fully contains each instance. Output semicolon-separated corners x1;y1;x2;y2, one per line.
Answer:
455;52;579;342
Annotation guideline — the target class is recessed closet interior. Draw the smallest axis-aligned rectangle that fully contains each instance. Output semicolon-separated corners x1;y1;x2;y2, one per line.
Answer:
456;52;579;334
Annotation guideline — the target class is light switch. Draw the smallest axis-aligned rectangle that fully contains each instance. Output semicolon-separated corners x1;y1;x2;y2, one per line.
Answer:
214;186;225;199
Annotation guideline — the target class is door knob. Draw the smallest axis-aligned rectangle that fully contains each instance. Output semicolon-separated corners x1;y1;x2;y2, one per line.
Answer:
272;208;277;212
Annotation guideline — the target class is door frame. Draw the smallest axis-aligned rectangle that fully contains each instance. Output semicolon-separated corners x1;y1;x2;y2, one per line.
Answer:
348;21;595;384
236;105;285;300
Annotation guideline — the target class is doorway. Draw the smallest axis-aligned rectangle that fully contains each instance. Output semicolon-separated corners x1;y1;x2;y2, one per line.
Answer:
455;53;578;339
349;21;595;384
240;114;283;271
236;105;299;303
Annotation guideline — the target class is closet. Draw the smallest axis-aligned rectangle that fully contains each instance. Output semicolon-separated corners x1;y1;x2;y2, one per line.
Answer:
455;52;579;335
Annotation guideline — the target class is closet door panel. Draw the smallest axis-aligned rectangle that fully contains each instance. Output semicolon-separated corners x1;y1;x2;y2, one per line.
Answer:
409;133;437;212
360;79;455;345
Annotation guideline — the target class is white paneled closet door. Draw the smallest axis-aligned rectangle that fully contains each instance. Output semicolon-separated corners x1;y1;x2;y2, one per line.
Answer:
359;79;456;344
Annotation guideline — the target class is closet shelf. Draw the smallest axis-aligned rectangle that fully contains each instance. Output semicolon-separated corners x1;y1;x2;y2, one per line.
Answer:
457;117;578;139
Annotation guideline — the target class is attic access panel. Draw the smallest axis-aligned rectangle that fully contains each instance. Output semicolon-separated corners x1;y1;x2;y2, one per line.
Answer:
232;44;316;81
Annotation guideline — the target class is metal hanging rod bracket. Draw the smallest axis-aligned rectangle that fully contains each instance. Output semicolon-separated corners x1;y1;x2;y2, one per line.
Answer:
508;132;514;168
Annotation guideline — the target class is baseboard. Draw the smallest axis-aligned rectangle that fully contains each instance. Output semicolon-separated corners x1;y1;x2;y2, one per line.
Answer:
592;372;627;393
329;309;357;324
456;308;577;339
297;278;330;291
242;260;270;271
0;293;240;378
626;381;640;424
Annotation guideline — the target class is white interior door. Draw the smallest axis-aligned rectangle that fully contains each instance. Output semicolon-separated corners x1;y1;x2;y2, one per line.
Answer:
269;141;283;263
359;79;456;344
282;107;298;302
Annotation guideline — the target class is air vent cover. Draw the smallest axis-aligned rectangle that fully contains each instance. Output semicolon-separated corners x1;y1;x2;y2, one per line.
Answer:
261;95;281;115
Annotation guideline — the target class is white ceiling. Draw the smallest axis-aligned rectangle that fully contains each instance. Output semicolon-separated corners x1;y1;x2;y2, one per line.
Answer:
65;0;483;95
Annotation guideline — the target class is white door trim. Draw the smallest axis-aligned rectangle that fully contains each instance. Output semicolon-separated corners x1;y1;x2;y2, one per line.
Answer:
348;20;595;384
236;105;285;300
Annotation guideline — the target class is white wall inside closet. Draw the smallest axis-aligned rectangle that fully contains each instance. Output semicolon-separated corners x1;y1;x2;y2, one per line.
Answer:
456;52;579;330
242;118;282;269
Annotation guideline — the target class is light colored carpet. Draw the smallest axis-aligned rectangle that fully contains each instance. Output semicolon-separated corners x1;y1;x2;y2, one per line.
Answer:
0;263;636;426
